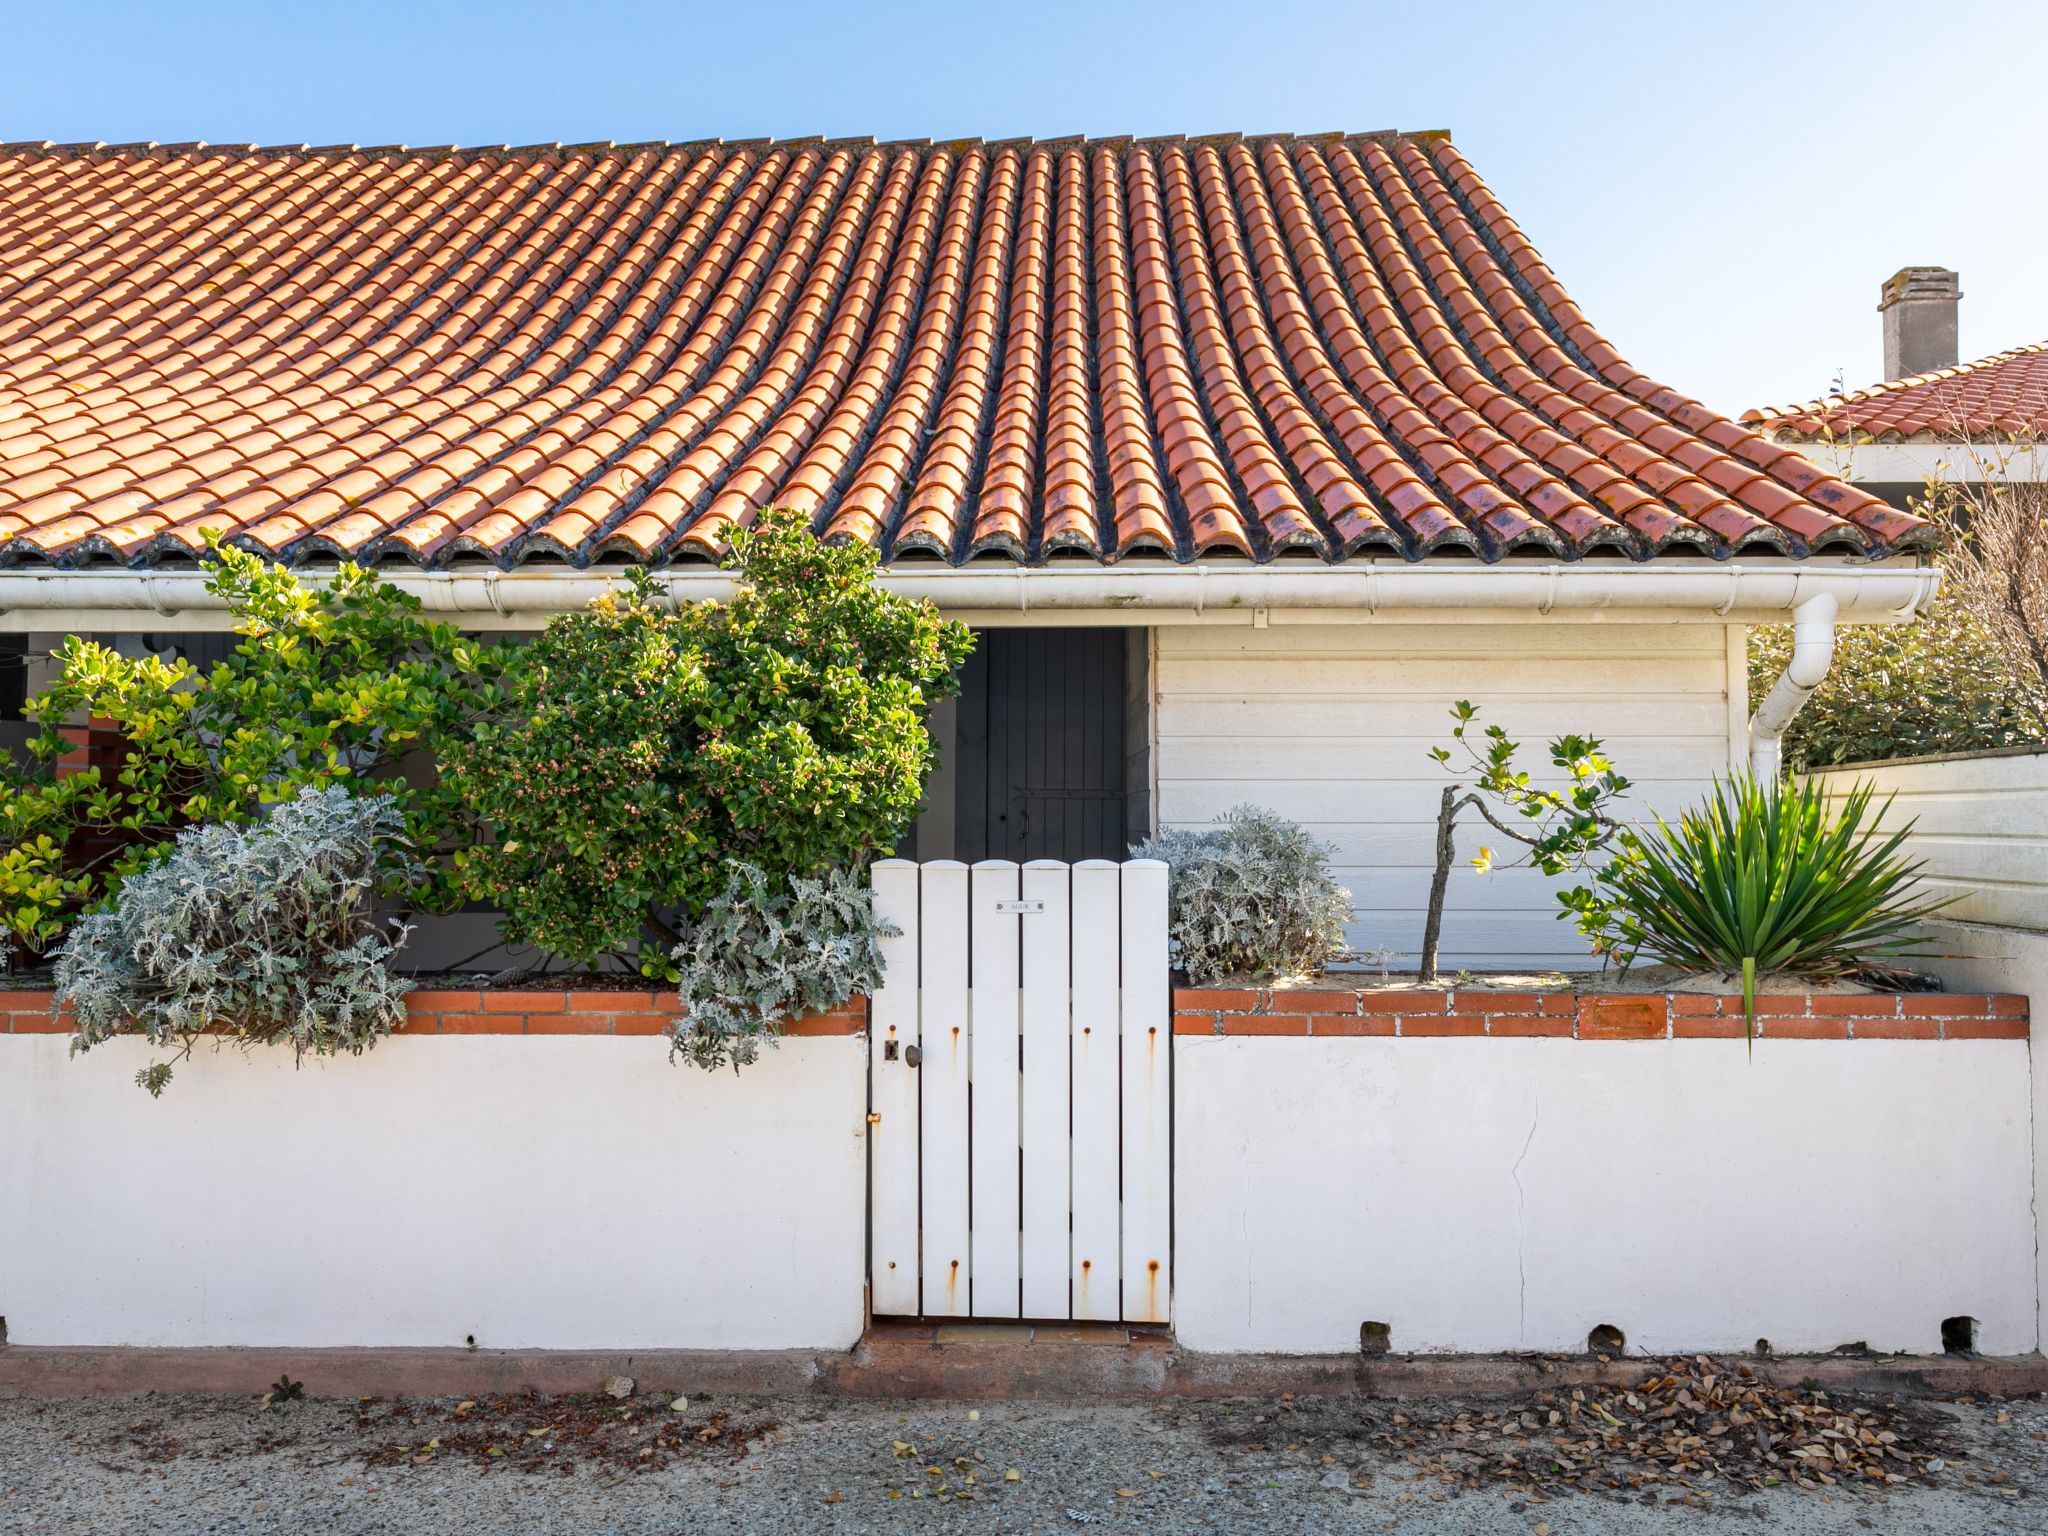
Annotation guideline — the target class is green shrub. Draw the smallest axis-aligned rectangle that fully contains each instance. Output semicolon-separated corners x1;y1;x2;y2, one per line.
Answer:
0;788;93;962
1586;775;1950;1041
1748;596;2048;772
1133;806;1354;984
0;541;510;958
58;786;414;1095
669;862;895;1071
445;510;973;976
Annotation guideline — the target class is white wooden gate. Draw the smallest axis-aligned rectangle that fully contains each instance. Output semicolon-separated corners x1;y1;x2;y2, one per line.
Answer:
868;858;1170;1324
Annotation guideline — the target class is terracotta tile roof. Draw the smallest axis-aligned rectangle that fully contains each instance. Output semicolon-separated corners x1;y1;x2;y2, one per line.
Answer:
0;135;1928;569
1746;342;2048;442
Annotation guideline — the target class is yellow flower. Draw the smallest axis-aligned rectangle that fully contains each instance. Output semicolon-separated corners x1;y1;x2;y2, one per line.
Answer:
1471;846;1494;874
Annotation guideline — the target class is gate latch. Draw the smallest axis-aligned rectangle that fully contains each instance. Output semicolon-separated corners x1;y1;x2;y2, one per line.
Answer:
883;1037;899;1060
904;1044;922;1068
994;900;1045;914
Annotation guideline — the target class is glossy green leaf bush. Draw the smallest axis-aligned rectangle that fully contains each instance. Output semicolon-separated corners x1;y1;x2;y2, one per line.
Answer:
0;539;510;960
1749;595;2048;773
445;510;973;976
58;786;414;1095
1587;774;1951;1040
1133;806;1354;984
668;862;895;1071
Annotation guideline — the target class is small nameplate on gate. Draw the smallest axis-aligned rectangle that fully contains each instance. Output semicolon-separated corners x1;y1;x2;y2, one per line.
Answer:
993;899;1046;914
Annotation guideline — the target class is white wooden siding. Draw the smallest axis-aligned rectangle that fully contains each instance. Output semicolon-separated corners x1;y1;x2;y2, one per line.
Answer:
1812;749;2048;934
1153;622;1739;970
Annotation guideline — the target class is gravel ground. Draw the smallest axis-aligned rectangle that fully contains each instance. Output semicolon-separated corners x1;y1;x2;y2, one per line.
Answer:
3;1385;2045;1534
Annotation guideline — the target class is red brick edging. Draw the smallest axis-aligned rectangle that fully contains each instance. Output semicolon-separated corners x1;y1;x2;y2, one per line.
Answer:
2;986;2024;1042
1172;987;2029;1041
0;989;867;1038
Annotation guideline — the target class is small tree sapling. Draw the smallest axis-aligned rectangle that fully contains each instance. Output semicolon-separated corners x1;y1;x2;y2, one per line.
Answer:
1418;702;1631;983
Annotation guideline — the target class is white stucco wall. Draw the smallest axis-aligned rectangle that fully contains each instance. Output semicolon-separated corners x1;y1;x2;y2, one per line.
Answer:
0;1034;868;1350
1904;920;2048;1360
1152;620;1743;969
1812;750;2048;1348
1174;1036;2035;1356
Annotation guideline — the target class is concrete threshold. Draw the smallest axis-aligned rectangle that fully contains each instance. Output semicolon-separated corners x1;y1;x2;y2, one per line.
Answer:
4;1329;2044;1401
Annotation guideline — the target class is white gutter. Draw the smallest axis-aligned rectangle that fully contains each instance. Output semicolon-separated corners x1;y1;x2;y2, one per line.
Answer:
1747;591;1840;781
0;561;1940;632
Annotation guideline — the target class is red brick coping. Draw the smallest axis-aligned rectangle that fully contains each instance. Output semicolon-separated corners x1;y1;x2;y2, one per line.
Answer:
0;989;866;1037
1;987;2024;1041
1172;987;2030;1041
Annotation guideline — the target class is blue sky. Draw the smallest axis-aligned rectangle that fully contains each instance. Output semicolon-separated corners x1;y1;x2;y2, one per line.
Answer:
8;0;2043;416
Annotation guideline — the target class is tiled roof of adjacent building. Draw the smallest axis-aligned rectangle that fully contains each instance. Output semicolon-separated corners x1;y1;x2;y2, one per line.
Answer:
0;135;1929;569
1746;341;2048;442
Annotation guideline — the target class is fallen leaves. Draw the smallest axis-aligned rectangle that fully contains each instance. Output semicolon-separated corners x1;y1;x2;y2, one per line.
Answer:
1357;1355;1955;1500
356;1392;775;1476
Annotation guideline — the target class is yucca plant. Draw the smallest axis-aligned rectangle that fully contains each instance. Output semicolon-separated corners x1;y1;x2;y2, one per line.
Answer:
1592;774;1951;1045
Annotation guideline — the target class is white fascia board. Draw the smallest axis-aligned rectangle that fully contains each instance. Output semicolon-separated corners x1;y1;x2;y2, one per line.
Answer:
1767;438;2048;486
0;558;1939;633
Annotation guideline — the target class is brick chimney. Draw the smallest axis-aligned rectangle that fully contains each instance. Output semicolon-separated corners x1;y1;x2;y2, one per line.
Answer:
1878;267;1961;381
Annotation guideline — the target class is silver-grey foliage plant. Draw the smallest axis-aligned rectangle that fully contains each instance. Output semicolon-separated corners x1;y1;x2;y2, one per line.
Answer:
58;786;414;1096
669;861;896;1072
1133;805;1354;984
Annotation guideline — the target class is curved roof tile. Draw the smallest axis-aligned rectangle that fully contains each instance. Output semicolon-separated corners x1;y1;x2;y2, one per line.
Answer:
1746;341;2048;443
0;134;1927;568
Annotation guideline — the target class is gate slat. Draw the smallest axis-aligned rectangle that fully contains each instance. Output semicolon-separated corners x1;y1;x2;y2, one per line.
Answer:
868;859;921;1318
968;860;1023;1318
1069;859;1123;1322
918;861;972;1318
1120;858;1172;1324
1019;859;1071;1319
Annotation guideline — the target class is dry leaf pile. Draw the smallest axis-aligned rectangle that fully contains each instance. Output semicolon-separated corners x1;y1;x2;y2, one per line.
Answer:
356;1392;776;1476
1373;1356;1951;1498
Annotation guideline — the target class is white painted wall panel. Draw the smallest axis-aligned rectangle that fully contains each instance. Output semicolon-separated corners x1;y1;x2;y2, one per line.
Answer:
1154;623;1739;969
1019;860;1074;1320
1813;750;2048;933
968;861;1023;1318
1119;858;1172;1325
0;1035;867;1349
1069;861;1123;1321
917;861;973;1318
1175;1037;2036;1355
867;859;922;1318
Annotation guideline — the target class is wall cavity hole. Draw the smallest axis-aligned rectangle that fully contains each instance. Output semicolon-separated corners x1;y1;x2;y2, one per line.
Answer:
1942;1316;1979;1356
465;1334;477;1351
1753;1338;1772;1357
1360;1321;1391;1356
1588;1324;1625;1356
